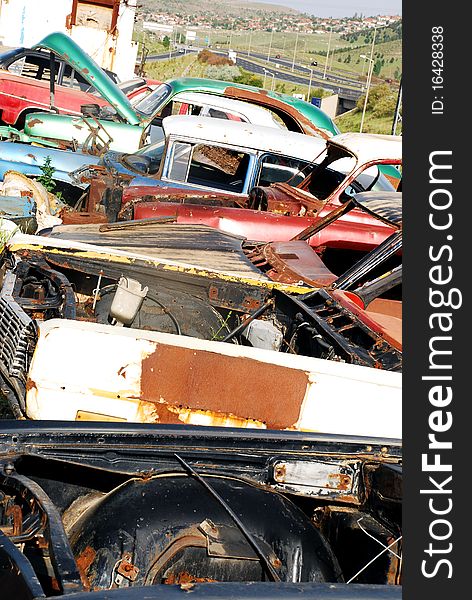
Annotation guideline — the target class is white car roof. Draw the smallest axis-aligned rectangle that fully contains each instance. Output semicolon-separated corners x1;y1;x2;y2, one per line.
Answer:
162;115;326;162
171;91;283;129
329;133;402;164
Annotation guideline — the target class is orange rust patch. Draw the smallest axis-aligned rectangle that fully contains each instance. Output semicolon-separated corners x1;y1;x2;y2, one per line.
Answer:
76;545;96;590
25;379;37;392
140;345;309;429
27;118;43;127
164;572;216;585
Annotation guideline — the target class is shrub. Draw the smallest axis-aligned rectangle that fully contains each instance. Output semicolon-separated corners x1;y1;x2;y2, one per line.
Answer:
198;49;233;66
205;65;242;81
233;71;263;88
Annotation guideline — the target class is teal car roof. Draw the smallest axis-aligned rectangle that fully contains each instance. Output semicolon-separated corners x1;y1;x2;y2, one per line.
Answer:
165;78;339;136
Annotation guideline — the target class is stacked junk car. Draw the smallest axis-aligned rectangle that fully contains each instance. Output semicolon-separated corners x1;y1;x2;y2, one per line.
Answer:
0;30;402;600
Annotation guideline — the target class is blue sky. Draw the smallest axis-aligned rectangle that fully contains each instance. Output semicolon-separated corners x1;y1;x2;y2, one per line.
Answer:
252;1;402;18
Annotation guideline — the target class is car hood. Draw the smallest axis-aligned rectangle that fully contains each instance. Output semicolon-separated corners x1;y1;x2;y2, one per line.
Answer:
32;32;140;125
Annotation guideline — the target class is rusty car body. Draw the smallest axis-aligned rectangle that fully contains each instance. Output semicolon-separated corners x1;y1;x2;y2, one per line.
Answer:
67;115;329;222
14;33;338;154
0;192;402;430
117;132;401;254
0;421;402;597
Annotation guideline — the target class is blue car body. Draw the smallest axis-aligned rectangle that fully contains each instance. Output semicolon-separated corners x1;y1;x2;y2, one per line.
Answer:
0;142;100;185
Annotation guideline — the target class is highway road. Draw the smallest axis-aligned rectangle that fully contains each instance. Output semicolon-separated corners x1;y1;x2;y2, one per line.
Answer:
146;48;362;100
247;51;362;88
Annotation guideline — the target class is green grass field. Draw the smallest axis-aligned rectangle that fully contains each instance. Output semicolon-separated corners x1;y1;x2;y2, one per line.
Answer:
335;108;402;135
136;27;402;83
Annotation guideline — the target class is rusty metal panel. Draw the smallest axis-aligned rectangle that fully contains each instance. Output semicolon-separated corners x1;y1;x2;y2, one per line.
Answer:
139;343;309;430
224;88;330;140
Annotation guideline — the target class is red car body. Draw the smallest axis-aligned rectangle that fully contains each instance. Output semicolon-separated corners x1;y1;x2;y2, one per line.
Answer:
130;195;393;253
126;154;400;254
118;133;401;254
0;70;111;127
0;70;157;128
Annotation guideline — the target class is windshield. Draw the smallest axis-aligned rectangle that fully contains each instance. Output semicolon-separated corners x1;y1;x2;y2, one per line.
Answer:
308;150;396;201
134;83;172;117
123;139;166;175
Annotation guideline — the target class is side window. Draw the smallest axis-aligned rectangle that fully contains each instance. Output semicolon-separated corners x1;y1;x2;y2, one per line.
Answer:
7;56;26;76
207;108;245;122
187;144;249;192
257;154;311;187
168;143;250;193
62;65;95;92
168;142;192;181
171;102;202;116
207;108;230;120
8;55;59;81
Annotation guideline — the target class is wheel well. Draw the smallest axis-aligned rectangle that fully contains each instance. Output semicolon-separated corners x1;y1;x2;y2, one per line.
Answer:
15;108;43;130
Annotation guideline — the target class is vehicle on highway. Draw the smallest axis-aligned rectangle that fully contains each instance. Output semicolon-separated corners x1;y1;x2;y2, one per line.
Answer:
15;33;339;154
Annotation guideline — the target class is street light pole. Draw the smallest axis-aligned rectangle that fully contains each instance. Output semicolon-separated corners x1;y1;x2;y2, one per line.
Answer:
359;55;374;133
330;45;336;71
308;68;313;100
263;68;267;88
323;26;332;79
267;29;273;61
291;31;299;72
392;76;402;135
359;27;377;133
168;28;173;59
248;31;252;56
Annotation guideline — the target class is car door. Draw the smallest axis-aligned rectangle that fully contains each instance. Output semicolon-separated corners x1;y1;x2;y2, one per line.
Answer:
163;140;255;194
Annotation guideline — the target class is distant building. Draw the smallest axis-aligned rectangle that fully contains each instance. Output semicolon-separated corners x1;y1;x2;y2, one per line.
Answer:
0;0;138;80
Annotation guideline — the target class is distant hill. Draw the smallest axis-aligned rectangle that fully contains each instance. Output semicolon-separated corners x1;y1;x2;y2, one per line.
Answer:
140;0;299;17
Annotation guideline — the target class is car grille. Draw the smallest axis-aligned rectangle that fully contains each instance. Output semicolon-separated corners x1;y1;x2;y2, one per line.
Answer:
0;276;37;384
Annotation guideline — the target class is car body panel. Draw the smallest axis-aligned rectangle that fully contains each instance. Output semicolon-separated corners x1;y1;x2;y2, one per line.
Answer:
0;140;99;184
25;111;143;152
69;116;327;214
22;75;339;153
25;318;401;438
124;132;400;252
0;69;110;125
0;422;402;596
32;32;139;125
0;194;36;232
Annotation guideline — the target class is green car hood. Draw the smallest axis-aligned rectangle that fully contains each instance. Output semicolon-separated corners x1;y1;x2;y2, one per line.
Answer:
32;32;140;126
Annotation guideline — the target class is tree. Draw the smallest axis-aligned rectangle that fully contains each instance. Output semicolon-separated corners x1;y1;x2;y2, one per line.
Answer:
373;59;383;76
162;35;170;49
